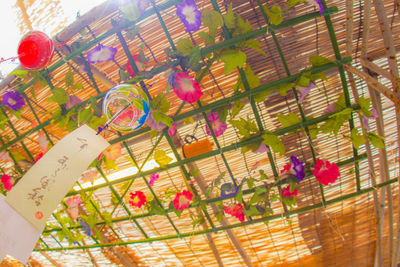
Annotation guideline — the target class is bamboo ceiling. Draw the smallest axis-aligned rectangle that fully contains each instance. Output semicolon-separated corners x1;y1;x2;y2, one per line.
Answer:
0;0;399;266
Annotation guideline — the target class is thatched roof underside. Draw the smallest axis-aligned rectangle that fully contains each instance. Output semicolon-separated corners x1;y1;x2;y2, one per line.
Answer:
0;0;399;266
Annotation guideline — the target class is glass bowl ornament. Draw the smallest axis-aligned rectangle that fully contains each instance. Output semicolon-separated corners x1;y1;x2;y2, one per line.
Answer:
17;31;55;70
102;84;150;132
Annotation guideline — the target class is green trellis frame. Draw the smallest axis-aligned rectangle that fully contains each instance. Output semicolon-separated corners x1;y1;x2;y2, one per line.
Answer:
0;0;385;253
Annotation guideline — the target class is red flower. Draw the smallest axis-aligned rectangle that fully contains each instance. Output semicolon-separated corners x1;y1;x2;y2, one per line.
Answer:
313;158;340;185
173;190;193;211
129;191;146;208
281;185;298;197
224;203;245;222
126;55;146;77
280;163;291;175
33;152;44;164
1;174;13;191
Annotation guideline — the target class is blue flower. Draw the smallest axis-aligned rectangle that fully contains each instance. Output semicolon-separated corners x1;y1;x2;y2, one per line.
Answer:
79;219;91;237
220;183;239;199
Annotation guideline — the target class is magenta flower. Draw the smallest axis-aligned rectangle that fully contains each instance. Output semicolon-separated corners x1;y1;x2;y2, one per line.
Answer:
176;0;202;32
1;174;13;191
298;83;315;103
65;95;82;109
281;185;298;197
205;112;227;137
148;172;159;186
87;44;117;64
168;122;177;136
322;102;335;115
308;0;324;15
147;110;167;131
2;91;25;111
173;72;203;103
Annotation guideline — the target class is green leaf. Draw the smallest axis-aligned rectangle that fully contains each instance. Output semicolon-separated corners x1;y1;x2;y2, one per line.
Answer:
9;70;29;79
202;9;223;36
126;25;141;40
101;211;113;227
154;150;173;168
243;64;260;89
197;31;215;45
246;39;267;57
247;178;255;189
220;49;247;74
188;45;202;70
216;211;223;222
287;0;307;8
297;72;311;87
334;93;347;112
216;107;228;124
184;117;194;125
235;185;243;202
263;5;283;25
351;128;366;150
262;133;285;155
309;55;333;67
104;156;118;171
72;83;84;90
275;83;295;96
191;168;199;177
254;90;272;102
151;93;170;113
48;87;69;105
176;38;193;56
235;15;252;36
359;97;372;117
152;110;173;127
229;118;259;138
277;112;301;128
310;72;328;81
223;3;235;30
231;100;245;118
78;109;93;124
249;192;262;205
366;132;385;149
149;199;164;215
119;69;130;82
65;68;74;88
245;205;260;216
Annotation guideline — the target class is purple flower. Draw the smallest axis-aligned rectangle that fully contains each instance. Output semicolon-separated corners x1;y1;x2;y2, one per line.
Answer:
87;44;117;64
220;183;239;199
149;172;159;186
65;95;82;109
322;102;335;115
362;108;378;132
168;122;177;136
1;91;25;111
147;110;167;131
176;0;202;32
309;0;324;15
254;143;269;154
290;156;305;182
205;112;227;137
79;219;91;237
298;83;316;103
168;70;177;88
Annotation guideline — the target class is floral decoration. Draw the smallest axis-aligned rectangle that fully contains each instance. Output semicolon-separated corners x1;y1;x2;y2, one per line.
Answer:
220;183;238;198
313;158;340;185
173;72;203;103
65;196;81;220
126;55;146;77
224;203;245;222
205;112;227;137
168;122;177;136
280;156;305;182
298;83;316;103
281;185;298;197
65;95;82;109
173;190;193;211
148;172;159;186
362;108;378;132
322;102;335;115
87;44;117;64
254;143;269;154
1;91;25;111
147;109;167;131
129;191;147;208
1;174;13;191
176;0;202;32
34;152;44;164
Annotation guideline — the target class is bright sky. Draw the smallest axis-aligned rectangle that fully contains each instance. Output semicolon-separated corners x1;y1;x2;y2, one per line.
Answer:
0;0;105;78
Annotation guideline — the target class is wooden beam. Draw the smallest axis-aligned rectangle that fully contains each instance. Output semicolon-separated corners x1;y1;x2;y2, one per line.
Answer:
361;59;400;84
344;65;398;104
40;252;62;267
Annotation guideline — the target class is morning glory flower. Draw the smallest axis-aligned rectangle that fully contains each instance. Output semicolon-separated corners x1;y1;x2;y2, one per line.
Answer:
176;0;202;32
173;72;203;103
87;44;117;64
205;112;227;137
1;90;25;111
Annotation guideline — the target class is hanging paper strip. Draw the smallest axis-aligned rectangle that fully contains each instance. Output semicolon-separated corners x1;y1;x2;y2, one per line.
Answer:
1;125;109;263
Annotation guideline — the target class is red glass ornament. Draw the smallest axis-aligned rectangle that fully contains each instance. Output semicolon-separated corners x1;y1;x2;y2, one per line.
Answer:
17;31;54;70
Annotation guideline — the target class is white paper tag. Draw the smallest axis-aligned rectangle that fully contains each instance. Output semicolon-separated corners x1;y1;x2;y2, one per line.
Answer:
5;125;109;230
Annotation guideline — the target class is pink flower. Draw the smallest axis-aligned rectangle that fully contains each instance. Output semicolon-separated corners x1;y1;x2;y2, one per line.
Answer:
173;72;203;103
1;174;13;191
147;110;167;131
322;103;335;115
103;143;122;160
173;190;193;211
81;169;98;184
205;112;227;137
298;83;315;103
38;131;48;152
313;158;340;185
148;172;159;186
65;196;81;220
281;185;298;197
126;55;146;77
0;152;11;162
65;95;82;109
168;122;177;136
224;203;245;222
34;152;44;164
254;143;269;154
129;191;146;208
